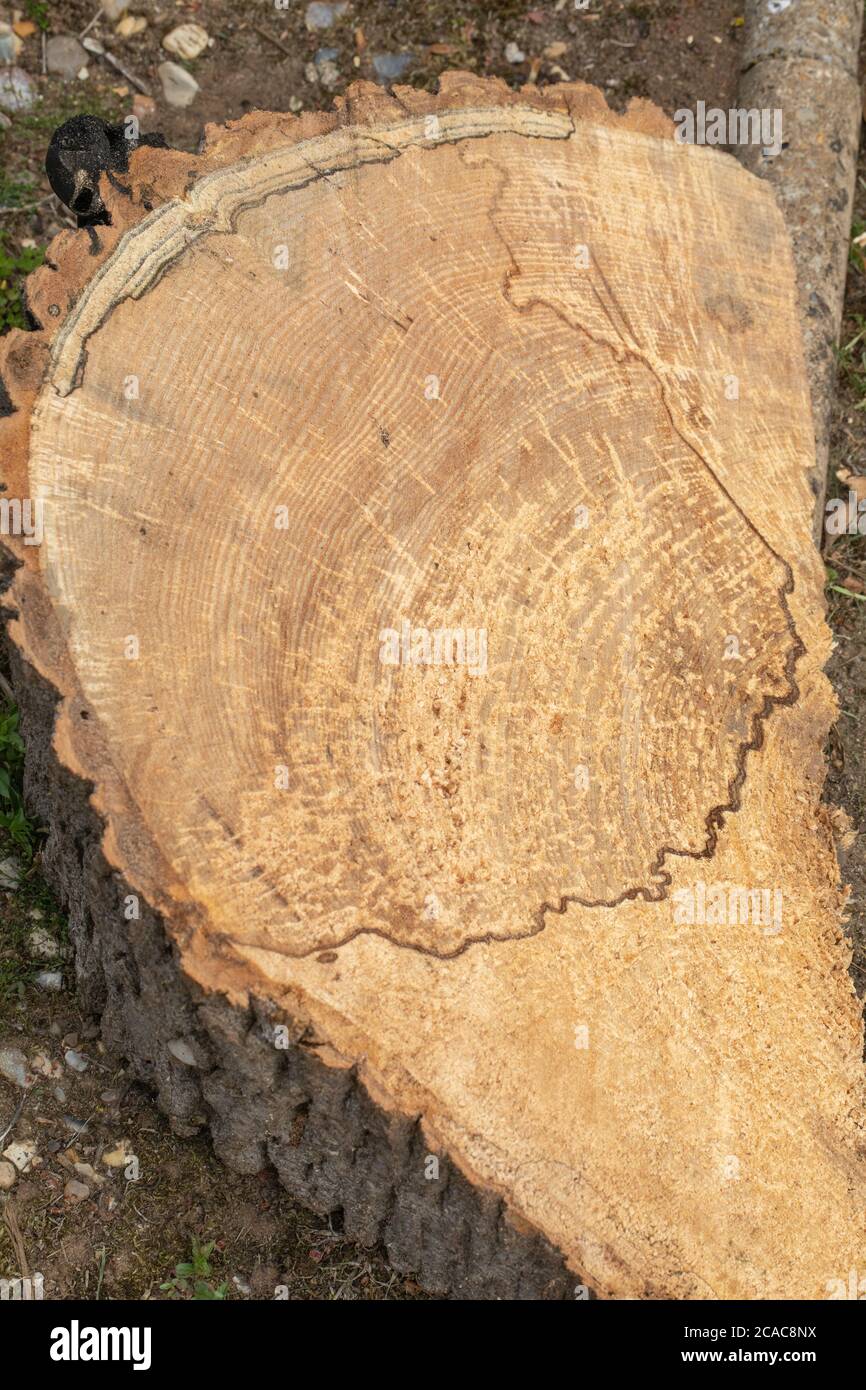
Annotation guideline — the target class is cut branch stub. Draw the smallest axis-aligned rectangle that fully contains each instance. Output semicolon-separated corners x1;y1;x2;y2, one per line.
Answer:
1;76;864;1300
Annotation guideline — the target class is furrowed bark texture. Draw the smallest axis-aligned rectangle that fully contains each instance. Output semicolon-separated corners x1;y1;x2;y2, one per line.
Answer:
1;74;864;1299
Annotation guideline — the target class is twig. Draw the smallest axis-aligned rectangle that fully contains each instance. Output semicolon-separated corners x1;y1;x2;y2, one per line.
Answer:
0;197;54;215
0;1085;31;1148
41;30;46;77
0;672;14;703
3;1201;29;1278
828;583;866;603
252;24;294;60
82;37;151;95
79;8;103;41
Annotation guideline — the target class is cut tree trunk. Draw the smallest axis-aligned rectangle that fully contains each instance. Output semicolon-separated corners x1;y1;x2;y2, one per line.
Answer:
1;73;864;1299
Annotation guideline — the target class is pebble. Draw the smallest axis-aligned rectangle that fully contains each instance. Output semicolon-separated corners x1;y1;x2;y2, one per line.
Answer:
35;971;63;992
116;15;148;38
308;47;340;89
73;1161;103;1186
63;1115;88;1134
0;21;23;64
543;42;568;59
31;1053;62;1080
3;1139;38;1172
101;0;130;19
158;60;199;108
0;855;21;889
102;1141;132;1168
162;23;209;61
305;2;349;31
64;1178;90;1204
132;92;156;120
504;42;526;64
167;1038;198;1067
0;1159;17;1190
29;926;60;959
0;67;34;112
64;1049;89;1073
0;1046;31;1088
371;52;413;83
47;35;89;81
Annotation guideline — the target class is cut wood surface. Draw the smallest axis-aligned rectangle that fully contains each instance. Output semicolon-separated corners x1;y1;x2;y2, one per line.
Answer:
1;74;864;1298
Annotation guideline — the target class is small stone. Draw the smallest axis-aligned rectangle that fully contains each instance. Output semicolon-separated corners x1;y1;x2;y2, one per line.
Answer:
53;1085;67;1104
158;60;199;108
64;1049;89;1073
47;35;89;81
101;0;130;19
102;1141;132;1168
132;92;156;120
167;1038;198;1067
116;14;148;38
305;2;349;31
3;1139;38;1172
0;1047;31;1088
35;971;63;992
64;1178;90;1204
29;926;60;959
313;48;340;89
31;1053;62;1080
0;21;23;63
162;23;209;61
543;42;568;59
13;20;37;39
371;51;413;83
62;1115;88;1133
288;95;303;112
73;1161;103;1186
0;67;35;112
504;41;526;64
0;1159;17;1190
62;1032;78;1049
0;856;21;890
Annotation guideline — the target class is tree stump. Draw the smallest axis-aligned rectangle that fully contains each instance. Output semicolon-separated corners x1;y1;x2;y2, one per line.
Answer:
1;74;864;1299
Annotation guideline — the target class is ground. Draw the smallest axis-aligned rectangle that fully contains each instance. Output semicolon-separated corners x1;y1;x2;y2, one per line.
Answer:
0;0;863;1301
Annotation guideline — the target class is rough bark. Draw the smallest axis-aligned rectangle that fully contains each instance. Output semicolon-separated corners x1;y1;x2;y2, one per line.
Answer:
1;74;864;1299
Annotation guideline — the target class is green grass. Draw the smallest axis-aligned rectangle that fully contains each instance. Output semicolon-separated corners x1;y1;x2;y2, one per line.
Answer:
0;846;67;1009
0;240;45;332
0;172;38;211
835;314;866;408
160;1238;230;1300
22;0;50;32
0;701;38;853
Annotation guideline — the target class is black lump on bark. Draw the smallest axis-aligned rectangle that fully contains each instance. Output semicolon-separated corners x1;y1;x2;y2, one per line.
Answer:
45;114;168;228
